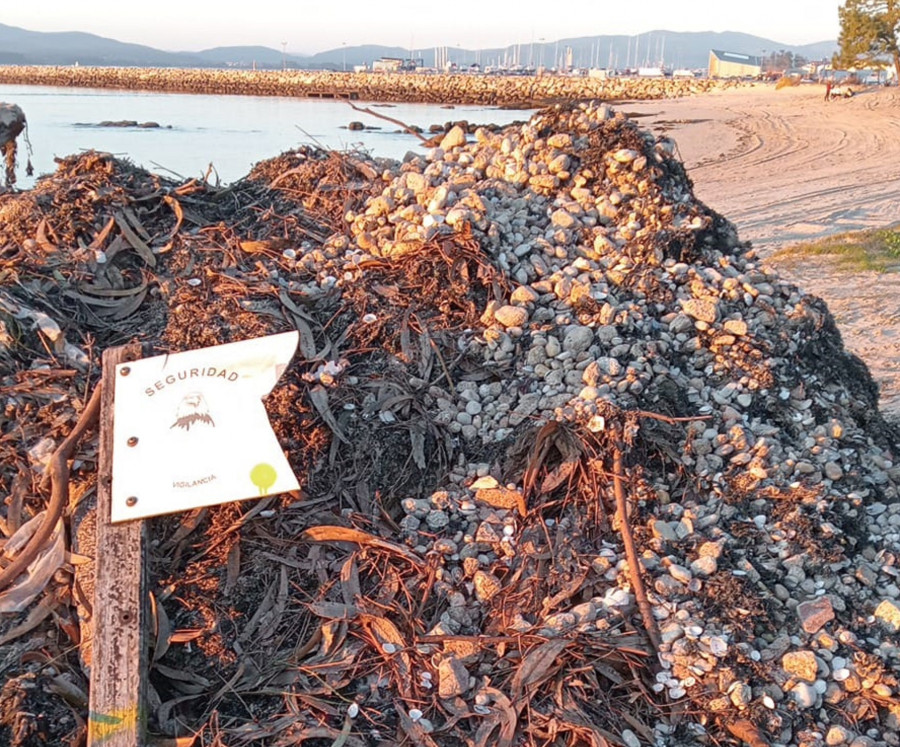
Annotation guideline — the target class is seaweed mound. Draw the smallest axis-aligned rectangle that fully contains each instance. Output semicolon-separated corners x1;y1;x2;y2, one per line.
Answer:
1;102;899;747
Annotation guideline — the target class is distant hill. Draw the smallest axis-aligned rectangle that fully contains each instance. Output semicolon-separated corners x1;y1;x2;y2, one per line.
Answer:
0;23;836;72
306;45;420;70
0;25;317;69
192;46;312;68
0;24;201;67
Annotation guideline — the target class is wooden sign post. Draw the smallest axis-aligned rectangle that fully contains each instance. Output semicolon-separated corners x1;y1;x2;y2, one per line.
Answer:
86;332;299;744
88;343;148;747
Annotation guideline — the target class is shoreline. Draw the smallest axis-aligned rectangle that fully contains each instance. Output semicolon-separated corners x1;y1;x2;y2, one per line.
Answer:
0;65;751;106
4;73;900;415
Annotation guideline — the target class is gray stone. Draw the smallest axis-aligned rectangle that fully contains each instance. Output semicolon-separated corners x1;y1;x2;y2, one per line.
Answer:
790;681;818;709
562;325;594;354
682;298;718;323
426;510;450;530
494;305;528;328
668;564;692;584
551;209;577;229
875;599;900;631
797;596;835;634
825;461;844;480
782;650;817;682
690;556;718;577
440;125;467;150
438;655;470;697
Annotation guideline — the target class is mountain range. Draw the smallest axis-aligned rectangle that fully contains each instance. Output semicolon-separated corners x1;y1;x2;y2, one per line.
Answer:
0;23;837;71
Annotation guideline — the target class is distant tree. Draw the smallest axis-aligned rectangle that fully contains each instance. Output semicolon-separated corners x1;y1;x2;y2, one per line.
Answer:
835;0;900;81
764;49;795;73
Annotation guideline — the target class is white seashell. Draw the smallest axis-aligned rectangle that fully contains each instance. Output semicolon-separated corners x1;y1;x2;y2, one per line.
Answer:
348;703;359;718
708;636;728;657
409;708;423;721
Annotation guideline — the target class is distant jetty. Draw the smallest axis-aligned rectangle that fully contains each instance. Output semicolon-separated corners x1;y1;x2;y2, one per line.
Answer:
0;66;750;106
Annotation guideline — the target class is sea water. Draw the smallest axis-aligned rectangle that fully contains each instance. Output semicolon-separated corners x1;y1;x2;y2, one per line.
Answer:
1;84;534;189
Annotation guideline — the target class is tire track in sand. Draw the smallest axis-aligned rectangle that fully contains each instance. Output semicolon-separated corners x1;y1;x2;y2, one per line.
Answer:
628;85;900;252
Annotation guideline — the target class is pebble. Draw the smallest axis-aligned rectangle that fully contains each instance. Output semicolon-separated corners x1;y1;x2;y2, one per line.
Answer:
426;510;450;530
797;597;835;634
782;650;819;682
472;571;502;602
494;305;528;328
440;125;467;150
826;726;853;745
690;556;717;576
438;655;470;697
562;325;594;354
729;682;752;708
790;681;819;709
682;298;718;323
668;564;692;584
875;599;900;630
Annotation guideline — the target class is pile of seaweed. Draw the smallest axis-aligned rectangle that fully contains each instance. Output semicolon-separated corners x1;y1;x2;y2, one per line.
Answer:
0;104;899;747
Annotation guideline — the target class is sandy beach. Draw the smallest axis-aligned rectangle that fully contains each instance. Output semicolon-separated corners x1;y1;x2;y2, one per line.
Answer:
625;83;900;417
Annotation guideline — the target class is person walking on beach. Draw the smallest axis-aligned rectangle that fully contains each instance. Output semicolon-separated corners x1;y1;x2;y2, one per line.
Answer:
825;79;833;101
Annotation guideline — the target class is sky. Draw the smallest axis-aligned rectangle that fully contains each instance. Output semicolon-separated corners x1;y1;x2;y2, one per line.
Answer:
2;1;841;54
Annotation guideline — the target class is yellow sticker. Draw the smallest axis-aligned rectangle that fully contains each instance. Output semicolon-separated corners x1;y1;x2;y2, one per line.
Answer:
88;705;140;742
250;463;277;495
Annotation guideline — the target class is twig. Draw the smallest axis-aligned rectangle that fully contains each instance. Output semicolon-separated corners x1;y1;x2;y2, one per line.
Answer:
347;101;429;144
0;382;103;591
634;409;713;424
294;124;327;150
612;445;660;652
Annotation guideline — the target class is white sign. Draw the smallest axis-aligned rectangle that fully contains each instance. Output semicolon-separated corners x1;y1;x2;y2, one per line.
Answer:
111;331;300;522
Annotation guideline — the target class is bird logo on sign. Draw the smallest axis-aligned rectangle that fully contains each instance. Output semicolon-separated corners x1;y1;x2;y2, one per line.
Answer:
170;392;216;431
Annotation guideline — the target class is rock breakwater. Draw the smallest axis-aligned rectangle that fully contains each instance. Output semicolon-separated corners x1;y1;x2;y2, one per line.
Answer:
1;100;899;747
0;65;751;106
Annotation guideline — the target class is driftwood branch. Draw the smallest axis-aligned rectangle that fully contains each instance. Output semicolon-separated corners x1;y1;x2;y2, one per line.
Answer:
347;101;429;144
612;446;661;652
0;382;103;591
